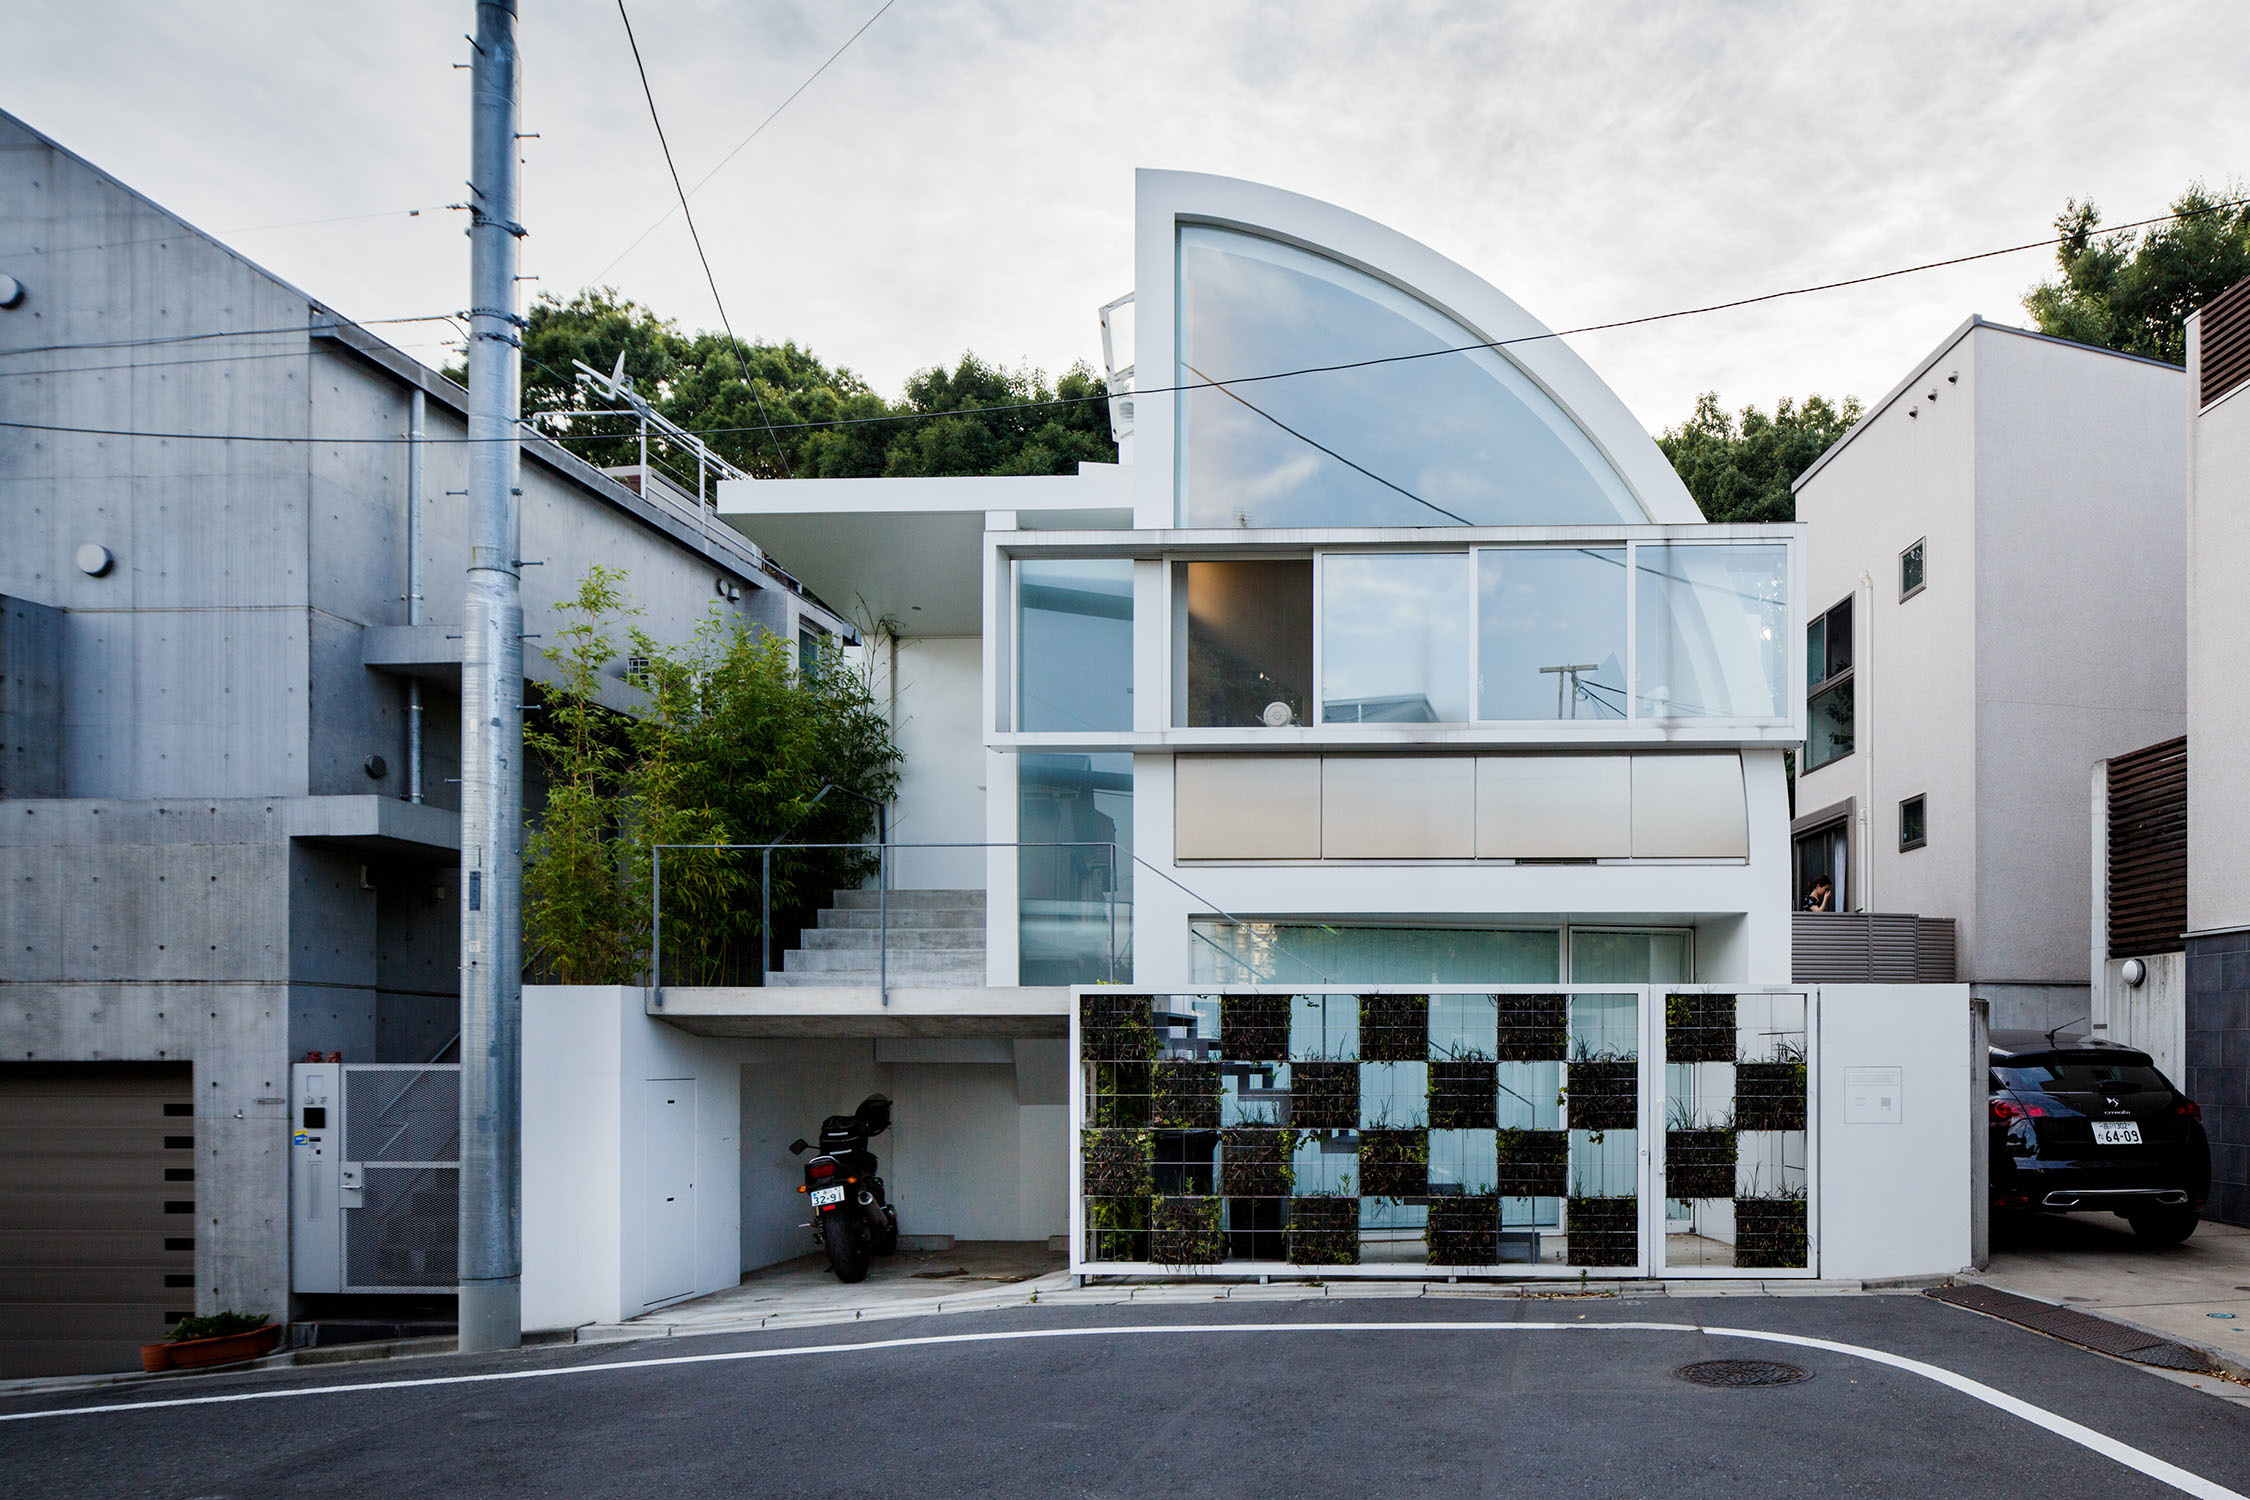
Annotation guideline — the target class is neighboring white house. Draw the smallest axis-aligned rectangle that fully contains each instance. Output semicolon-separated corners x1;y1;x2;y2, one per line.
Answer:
1791;317;2185;1033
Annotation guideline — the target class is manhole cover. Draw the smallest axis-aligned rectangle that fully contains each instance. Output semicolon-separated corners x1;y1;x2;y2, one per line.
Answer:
1674;1358;1812;1388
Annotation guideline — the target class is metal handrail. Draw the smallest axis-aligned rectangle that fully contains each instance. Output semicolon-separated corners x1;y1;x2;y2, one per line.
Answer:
651;839;1125;1005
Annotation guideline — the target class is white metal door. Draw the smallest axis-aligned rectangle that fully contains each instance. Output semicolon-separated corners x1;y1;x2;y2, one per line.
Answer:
643;1079;697;1306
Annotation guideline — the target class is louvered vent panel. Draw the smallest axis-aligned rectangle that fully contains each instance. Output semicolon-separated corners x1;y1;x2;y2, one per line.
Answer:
2201;278;2250;408
2107;736;2187;959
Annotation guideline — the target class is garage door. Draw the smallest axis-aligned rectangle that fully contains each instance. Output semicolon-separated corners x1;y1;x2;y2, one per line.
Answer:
0;1063;197;1377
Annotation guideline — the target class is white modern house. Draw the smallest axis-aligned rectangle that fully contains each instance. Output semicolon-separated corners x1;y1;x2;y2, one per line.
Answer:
1790;317;2185;1031
518;172;1976;1315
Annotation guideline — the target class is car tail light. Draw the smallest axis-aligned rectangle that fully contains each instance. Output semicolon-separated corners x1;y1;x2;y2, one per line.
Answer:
809;1160;837;1180
1990;1097;2045;1121
2177;1100;2203;1122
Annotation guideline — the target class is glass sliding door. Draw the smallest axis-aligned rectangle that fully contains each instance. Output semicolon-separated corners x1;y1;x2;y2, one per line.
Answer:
1318;552;1471;724
1475;547;1627;721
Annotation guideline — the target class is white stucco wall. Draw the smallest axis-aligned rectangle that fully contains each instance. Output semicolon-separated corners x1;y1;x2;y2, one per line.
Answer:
1971;328;2184;985
1795;322;2185;993
523;986;743;1331
881;634;988;891
1816;982;1975;1281
2187;315;2250;934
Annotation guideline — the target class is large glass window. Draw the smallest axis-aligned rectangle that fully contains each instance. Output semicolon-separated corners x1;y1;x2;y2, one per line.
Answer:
1804;595;1853;770
1320;553;1471;724
1017;558;1133;732
1476;547;1626;720
1188;922;1560;985
1019;753;1132;984
1633;543;1788;720
1176;559;1312;727
1568;929;1692;983
1175;226;1645;529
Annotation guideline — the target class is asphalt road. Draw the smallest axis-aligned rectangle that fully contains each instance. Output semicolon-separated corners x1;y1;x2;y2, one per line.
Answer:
5;1294;2250;1499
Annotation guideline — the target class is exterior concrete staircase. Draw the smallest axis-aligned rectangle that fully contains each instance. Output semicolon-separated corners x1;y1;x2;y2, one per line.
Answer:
768;888;988;988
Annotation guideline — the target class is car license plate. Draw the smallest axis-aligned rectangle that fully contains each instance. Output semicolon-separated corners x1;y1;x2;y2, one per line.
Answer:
809;1185;845;1206
2093;1121;2142;1146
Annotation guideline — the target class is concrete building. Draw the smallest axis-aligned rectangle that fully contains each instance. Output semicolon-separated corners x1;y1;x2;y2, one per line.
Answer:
505;169;2011;1325
0;111;849;1376
2181;283;2250;1226
1790;317;2185;1032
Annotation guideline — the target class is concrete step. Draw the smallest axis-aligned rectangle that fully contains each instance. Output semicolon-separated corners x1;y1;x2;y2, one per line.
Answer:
828;888;985;913
817;906;985;931
782;947;987;977
796;926;985;952
766;964;991;988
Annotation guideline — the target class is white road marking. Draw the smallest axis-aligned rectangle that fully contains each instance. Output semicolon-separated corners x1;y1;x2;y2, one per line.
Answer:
3;1321;2241;1499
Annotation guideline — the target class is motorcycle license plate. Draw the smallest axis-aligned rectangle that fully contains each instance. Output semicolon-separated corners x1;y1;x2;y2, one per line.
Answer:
809;1185;846;1207
2093;1121;2142;1146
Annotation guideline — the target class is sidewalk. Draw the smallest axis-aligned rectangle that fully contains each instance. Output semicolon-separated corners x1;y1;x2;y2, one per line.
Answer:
1968;1213;2250;1378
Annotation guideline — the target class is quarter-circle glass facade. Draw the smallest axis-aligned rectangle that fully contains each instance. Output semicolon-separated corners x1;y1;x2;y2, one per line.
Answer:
1176;226;1647;528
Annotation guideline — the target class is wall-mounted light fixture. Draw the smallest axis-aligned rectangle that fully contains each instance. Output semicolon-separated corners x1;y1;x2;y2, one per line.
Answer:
75;543;113;576
0;274;24;309
2121;957;2147;988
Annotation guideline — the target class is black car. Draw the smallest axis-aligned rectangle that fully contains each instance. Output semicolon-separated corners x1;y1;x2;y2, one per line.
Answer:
1988;1031;2209;1245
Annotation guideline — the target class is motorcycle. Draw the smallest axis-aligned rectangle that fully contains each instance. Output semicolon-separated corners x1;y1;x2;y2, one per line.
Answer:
789;1093;900;1283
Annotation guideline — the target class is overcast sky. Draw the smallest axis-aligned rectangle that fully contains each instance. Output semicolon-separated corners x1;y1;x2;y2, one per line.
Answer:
8;1;2248;433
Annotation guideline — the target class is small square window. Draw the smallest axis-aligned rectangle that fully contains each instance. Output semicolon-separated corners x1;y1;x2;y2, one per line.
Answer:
1900;539;1926;600
1899;794;1927;851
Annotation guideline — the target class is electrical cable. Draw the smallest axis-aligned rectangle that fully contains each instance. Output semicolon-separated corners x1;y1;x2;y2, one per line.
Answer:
588;0;900;285
2;194;2241;448
613;0;793;477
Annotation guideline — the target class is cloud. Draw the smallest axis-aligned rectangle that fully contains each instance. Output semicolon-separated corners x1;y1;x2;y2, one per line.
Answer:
6;0;2247;431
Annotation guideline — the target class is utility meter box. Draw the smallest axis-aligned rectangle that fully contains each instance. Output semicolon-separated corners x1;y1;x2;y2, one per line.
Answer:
290;1062;460;1294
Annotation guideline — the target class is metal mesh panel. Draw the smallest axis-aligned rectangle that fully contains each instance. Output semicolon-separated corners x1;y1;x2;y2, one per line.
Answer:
346;1165;459;1290
344;1067;460;1164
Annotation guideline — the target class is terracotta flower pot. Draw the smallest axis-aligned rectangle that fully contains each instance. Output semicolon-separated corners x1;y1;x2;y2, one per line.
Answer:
139;1342;173;1373
166;1323;283;1369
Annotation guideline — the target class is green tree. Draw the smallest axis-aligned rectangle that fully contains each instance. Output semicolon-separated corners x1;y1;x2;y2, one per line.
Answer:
2025;182;2250;364
513;290;1115;482
1657;393;1864;523
519;568;902;986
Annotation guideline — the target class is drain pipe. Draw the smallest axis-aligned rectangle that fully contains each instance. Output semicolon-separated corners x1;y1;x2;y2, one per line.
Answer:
1857;568;1874;912
405;386;426;803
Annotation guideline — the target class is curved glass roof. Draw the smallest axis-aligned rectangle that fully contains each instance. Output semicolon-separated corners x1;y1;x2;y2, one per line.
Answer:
1176;226;1646;528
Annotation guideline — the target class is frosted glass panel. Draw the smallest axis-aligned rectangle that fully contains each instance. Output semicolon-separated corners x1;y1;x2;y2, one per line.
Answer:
1320;553;1471;723
1569;929;1693;984
1017;557;1132;732
1176;226;1644;529
1634;543;1789;719
1188;923;1561;985
1477;548;1626;720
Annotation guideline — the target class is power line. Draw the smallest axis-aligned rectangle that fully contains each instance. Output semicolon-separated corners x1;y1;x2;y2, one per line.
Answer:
0;312;465;359
613;0;792;478
3;194;2241;450
588;0;900;285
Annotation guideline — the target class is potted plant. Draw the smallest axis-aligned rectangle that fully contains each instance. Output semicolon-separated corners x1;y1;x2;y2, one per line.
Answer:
1565;1045;1637;1133
1493;1127;1568;1198
1357;1127;1428;1198
1219;1127;1295;1198
1664;1097;1739;1200
1080;994;1155;1061
1287;1191;1360;1265
1665;993;1737;1064
1428;1050;1498;1130
1151;1059;1222;1130
1358;993;1429;1063
1150;1194;1227;1266
1287;1059;1359;1130
1220;994;1291;1063
155;1311;283;1370
1565;1196;1638;1268
1494;993;1568;1062
1426;1191;1501;1265
1735;1038;1808;1133
1734;1192;1810;1269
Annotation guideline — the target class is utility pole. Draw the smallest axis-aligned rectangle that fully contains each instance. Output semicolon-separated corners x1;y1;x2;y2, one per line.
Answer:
459;0;525;1355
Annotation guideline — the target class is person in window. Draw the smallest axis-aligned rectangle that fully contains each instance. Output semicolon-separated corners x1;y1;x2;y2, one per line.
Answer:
1803;876;1835;912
